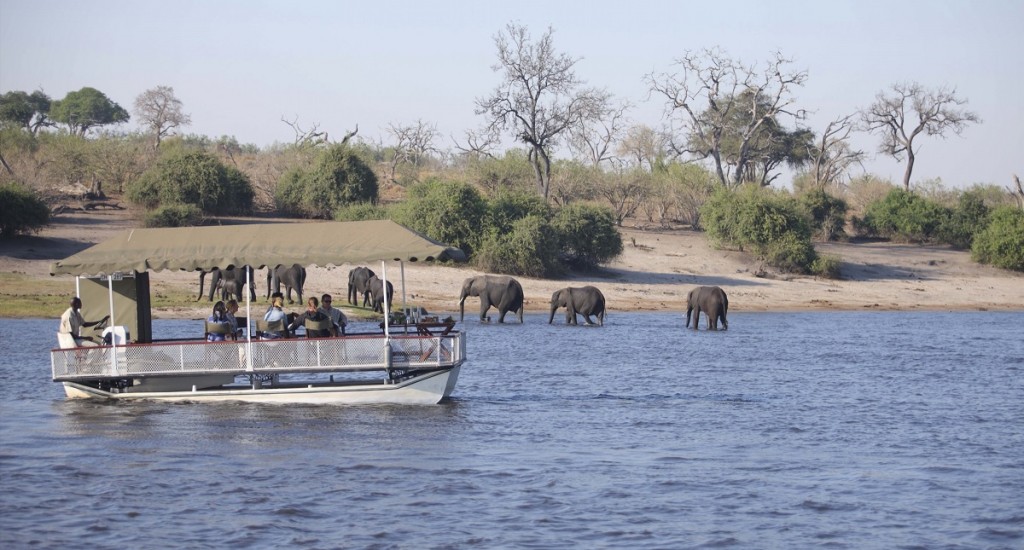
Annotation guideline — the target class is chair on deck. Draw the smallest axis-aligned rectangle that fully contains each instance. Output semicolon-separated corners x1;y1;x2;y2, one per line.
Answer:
302;319;331;338
205;321;233;341
255;319;288;339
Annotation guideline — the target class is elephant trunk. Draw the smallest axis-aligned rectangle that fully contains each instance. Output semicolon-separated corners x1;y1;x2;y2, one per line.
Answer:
459;292;467;322
548;304;557;324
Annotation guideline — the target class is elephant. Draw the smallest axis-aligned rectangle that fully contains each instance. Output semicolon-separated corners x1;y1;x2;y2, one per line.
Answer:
196;266;256;302
347;266;376;307
459;275;524;323
266;264;306;304
549;286;606;326
685;286;729;331
366;275;394;314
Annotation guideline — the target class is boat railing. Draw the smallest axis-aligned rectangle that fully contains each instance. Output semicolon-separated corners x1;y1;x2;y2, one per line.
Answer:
51;331;465;382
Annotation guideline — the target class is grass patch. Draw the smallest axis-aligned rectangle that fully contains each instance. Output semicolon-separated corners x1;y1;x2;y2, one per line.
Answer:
0;273;75;318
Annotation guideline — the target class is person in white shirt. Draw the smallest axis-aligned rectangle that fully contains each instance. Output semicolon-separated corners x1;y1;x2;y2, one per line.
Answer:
58;297;108;347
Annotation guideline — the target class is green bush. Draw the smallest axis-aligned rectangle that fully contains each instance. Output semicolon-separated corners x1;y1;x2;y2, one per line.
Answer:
551;203;623;269
486;189;551;236
333;202;389;222
390;179;488;255
126;150;253;215
937;191;991;249
811;254;843;279
0;182;49;237
764;232;817;274
143;203;203;227
275;144;378;219
971;206;1024;272
799;189;848;241
475;214;564;277
701;186;818;273
858;189;950;242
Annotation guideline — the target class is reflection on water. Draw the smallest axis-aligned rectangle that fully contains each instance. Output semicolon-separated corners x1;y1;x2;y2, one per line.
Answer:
2;312;1023;548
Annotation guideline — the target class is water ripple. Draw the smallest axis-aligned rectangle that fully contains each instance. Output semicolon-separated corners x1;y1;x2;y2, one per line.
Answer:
1;312;1023;548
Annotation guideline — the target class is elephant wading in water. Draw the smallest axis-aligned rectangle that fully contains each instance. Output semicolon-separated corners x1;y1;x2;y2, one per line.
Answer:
347;266;376;307
685;286;728;331
366;275;394;314
266;264;306;305
549;286;606;326
197;266;256;302
459;275;524;323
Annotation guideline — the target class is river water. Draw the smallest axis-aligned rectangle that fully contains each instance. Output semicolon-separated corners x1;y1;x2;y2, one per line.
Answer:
1;311;1022;549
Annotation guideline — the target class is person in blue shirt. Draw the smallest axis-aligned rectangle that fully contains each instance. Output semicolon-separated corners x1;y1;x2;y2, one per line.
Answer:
262;296;289;339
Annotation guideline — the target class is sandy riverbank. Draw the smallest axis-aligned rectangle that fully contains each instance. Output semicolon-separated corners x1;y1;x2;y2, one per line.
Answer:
2;208;1021;319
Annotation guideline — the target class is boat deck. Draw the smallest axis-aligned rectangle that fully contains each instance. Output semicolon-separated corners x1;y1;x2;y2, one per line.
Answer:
51;331;465;383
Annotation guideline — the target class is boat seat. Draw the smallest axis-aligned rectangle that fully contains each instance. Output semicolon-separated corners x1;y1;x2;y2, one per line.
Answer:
256;319;287;339
302;319;330;336
205;321;233;340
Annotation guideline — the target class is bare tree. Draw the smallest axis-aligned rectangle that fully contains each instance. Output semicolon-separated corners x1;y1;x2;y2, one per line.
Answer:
386;119;440;182
861;82;980;191
452;129;499;160
568;99;629;168
476;23;607;200
617;124;670;171
1011;174;1024;210
133;85;190;148
806;114;865;189
281;115;328;147
646;49;808;188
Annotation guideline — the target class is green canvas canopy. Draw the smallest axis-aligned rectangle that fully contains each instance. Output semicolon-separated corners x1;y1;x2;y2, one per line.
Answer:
51;220;467;276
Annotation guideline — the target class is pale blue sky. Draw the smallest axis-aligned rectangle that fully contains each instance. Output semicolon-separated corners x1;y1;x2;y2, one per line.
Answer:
2;0;1021;188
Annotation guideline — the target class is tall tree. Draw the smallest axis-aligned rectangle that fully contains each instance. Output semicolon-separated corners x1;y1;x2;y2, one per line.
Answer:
0;90;52;135
476;23;607;200
646;49;808;188
568;100;629;168
386;119;441;182
805;114;865;190
861;82;980;191
133;85;191;148
702;89;814;186
50;87;129;136
617;124;670;171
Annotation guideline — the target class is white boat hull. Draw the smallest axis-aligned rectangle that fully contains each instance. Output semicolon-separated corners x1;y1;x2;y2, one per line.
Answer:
62;366;461;405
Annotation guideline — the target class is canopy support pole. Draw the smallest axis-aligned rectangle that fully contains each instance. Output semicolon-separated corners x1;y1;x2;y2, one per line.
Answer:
245;266;253;372
107;274;117;375
381;261;390;340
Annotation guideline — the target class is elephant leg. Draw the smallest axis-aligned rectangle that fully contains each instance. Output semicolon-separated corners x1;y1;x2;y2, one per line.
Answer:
692;307;702;330
479;297;491;322
582;313;594;325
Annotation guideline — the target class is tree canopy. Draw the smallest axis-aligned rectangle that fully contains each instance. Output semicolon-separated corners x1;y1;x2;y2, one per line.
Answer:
647;49;809;188
49;87;129;136
0;90;52;135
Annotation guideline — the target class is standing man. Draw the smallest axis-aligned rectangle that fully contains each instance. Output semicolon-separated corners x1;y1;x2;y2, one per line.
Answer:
58;297;109;347
319;293;348;336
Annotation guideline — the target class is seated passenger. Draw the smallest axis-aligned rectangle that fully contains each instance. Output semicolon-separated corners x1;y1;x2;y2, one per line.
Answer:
318;293;348;336
289;296;332;338
262;297;289;339
225;299;243;338
207;301;230;342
